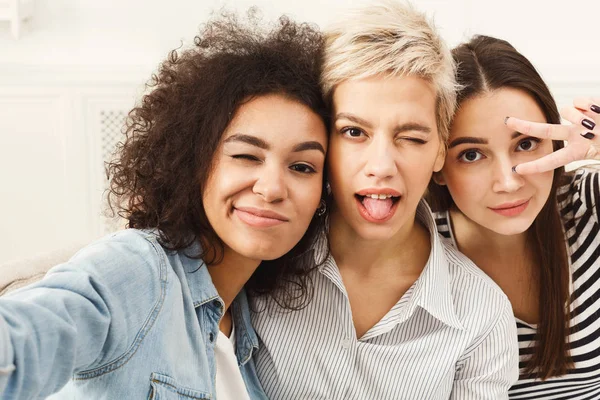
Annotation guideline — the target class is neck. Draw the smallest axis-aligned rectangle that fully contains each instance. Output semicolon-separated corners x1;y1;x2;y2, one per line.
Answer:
327;207;430;277
206;246;260;313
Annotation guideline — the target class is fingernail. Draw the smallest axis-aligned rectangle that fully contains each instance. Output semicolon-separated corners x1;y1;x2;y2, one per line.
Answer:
581;132;596;140
582;118;596;130
504;116;510;125
591;104;600;114
512;165;517;173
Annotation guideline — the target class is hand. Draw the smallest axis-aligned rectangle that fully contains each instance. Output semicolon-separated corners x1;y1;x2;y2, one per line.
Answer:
505;97;600;174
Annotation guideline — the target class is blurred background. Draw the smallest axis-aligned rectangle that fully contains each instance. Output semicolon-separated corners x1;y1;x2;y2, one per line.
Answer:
1;0;599;264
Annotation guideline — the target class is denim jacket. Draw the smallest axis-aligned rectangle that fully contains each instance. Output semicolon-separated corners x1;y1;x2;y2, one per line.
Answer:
0;229;268;400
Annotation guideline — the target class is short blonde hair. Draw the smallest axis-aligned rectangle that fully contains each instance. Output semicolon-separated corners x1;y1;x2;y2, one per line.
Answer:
322;0;457;142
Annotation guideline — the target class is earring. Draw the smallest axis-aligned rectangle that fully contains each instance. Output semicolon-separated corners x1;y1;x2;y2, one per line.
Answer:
325;182;331;195
316;199;327;217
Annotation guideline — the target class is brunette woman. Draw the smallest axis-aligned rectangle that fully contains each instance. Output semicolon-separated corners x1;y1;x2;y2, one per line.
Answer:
429;35;600;398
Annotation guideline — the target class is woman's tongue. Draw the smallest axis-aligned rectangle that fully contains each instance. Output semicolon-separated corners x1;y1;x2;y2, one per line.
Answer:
362;197;393;220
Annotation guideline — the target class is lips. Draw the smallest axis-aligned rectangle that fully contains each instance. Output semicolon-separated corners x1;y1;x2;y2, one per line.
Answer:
354;188;402;223
489;199;530;217
356;188;402;197
234;206;288;228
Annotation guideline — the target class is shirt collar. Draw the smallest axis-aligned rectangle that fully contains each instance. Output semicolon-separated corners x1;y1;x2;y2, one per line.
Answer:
315;200;464;331
411;200;464;330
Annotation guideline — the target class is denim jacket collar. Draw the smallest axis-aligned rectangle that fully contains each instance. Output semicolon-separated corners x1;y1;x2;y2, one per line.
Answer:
181;242;259;365
231;289;260;365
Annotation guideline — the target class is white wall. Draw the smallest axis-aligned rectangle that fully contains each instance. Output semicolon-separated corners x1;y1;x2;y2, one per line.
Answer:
1;0;599;263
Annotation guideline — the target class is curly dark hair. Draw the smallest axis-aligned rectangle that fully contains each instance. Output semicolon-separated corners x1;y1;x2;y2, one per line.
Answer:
106;10;329;309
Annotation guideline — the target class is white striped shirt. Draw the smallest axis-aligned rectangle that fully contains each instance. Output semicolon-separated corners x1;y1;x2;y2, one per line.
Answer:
436;167;600;399
251;200;518;399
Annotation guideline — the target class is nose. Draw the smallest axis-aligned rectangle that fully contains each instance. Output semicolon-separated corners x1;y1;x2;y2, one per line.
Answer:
363;136;397;180
492;157;524;193
252;163;288;203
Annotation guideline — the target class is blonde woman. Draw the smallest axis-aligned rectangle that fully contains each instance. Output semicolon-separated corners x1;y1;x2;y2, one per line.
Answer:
251;2;518;399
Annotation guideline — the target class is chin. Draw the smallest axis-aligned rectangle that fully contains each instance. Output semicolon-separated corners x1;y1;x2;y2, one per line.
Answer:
238;241;290;261
485;217;535;236
350;223;402;242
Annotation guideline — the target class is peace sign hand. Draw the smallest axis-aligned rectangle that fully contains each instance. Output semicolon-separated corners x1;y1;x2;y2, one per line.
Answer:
505;97;600;175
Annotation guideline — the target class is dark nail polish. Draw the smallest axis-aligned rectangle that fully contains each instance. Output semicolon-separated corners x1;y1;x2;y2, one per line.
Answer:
581;132;596;140
582;118;596;130
591;105;600;114
504;116;510;125
512;165;517;173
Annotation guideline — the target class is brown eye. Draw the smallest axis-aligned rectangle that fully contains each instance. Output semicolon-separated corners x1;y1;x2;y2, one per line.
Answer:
290;163;316;174
458;149;483;163
517;139;539;152
341;127;364;138
466;151;477;161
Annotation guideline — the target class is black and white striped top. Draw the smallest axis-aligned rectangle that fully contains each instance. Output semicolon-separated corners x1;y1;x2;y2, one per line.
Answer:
251;200;518;400
435;168;600;400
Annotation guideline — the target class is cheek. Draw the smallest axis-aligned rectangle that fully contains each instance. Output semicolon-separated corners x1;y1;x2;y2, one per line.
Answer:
399;145;443;180
202;164;253;209
326;145;351;191
402;161;432;189
533;171;554;197
443;167;483;204
295;177;324;215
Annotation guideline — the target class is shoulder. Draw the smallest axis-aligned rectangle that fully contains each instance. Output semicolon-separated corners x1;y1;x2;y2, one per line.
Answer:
37;229;175;322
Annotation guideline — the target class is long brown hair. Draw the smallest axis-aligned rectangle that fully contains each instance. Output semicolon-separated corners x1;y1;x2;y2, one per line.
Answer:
427;35;572;379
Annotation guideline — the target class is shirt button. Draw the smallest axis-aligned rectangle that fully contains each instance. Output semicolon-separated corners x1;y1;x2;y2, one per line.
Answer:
341;338;352;349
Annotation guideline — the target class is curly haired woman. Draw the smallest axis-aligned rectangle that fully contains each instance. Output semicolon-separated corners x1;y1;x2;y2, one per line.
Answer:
0;11;329;400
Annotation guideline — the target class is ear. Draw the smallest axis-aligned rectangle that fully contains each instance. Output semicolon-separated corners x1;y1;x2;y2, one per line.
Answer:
433;142;446;173
432;171;446;186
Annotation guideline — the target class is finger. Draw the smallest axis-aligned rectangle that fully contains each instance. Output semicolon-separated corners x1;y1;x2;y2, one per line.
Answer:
515;146;584;175
573;97;600;115
560;105;597;131
573;97;600;125
505;117;569;141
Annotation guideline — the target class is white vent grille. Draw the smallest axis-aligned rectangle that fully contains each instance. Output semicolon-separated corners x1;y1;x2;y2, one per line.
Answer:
99;109;128;234
100;110;127;163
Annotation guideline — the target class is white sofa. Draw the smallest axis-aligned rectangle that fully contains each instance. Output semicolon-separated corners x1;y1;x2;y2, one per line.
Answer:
0;243;86;296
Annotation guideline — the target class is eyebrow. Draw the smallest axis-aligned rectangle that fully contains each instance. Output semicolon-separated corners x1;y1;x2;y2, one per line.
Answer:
335;113;372;129
395;122;431;135
224;134;325;155
448;136;487;148
292;141;326;155
335;113;431;134
448;132;524;148
224;134;269;149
